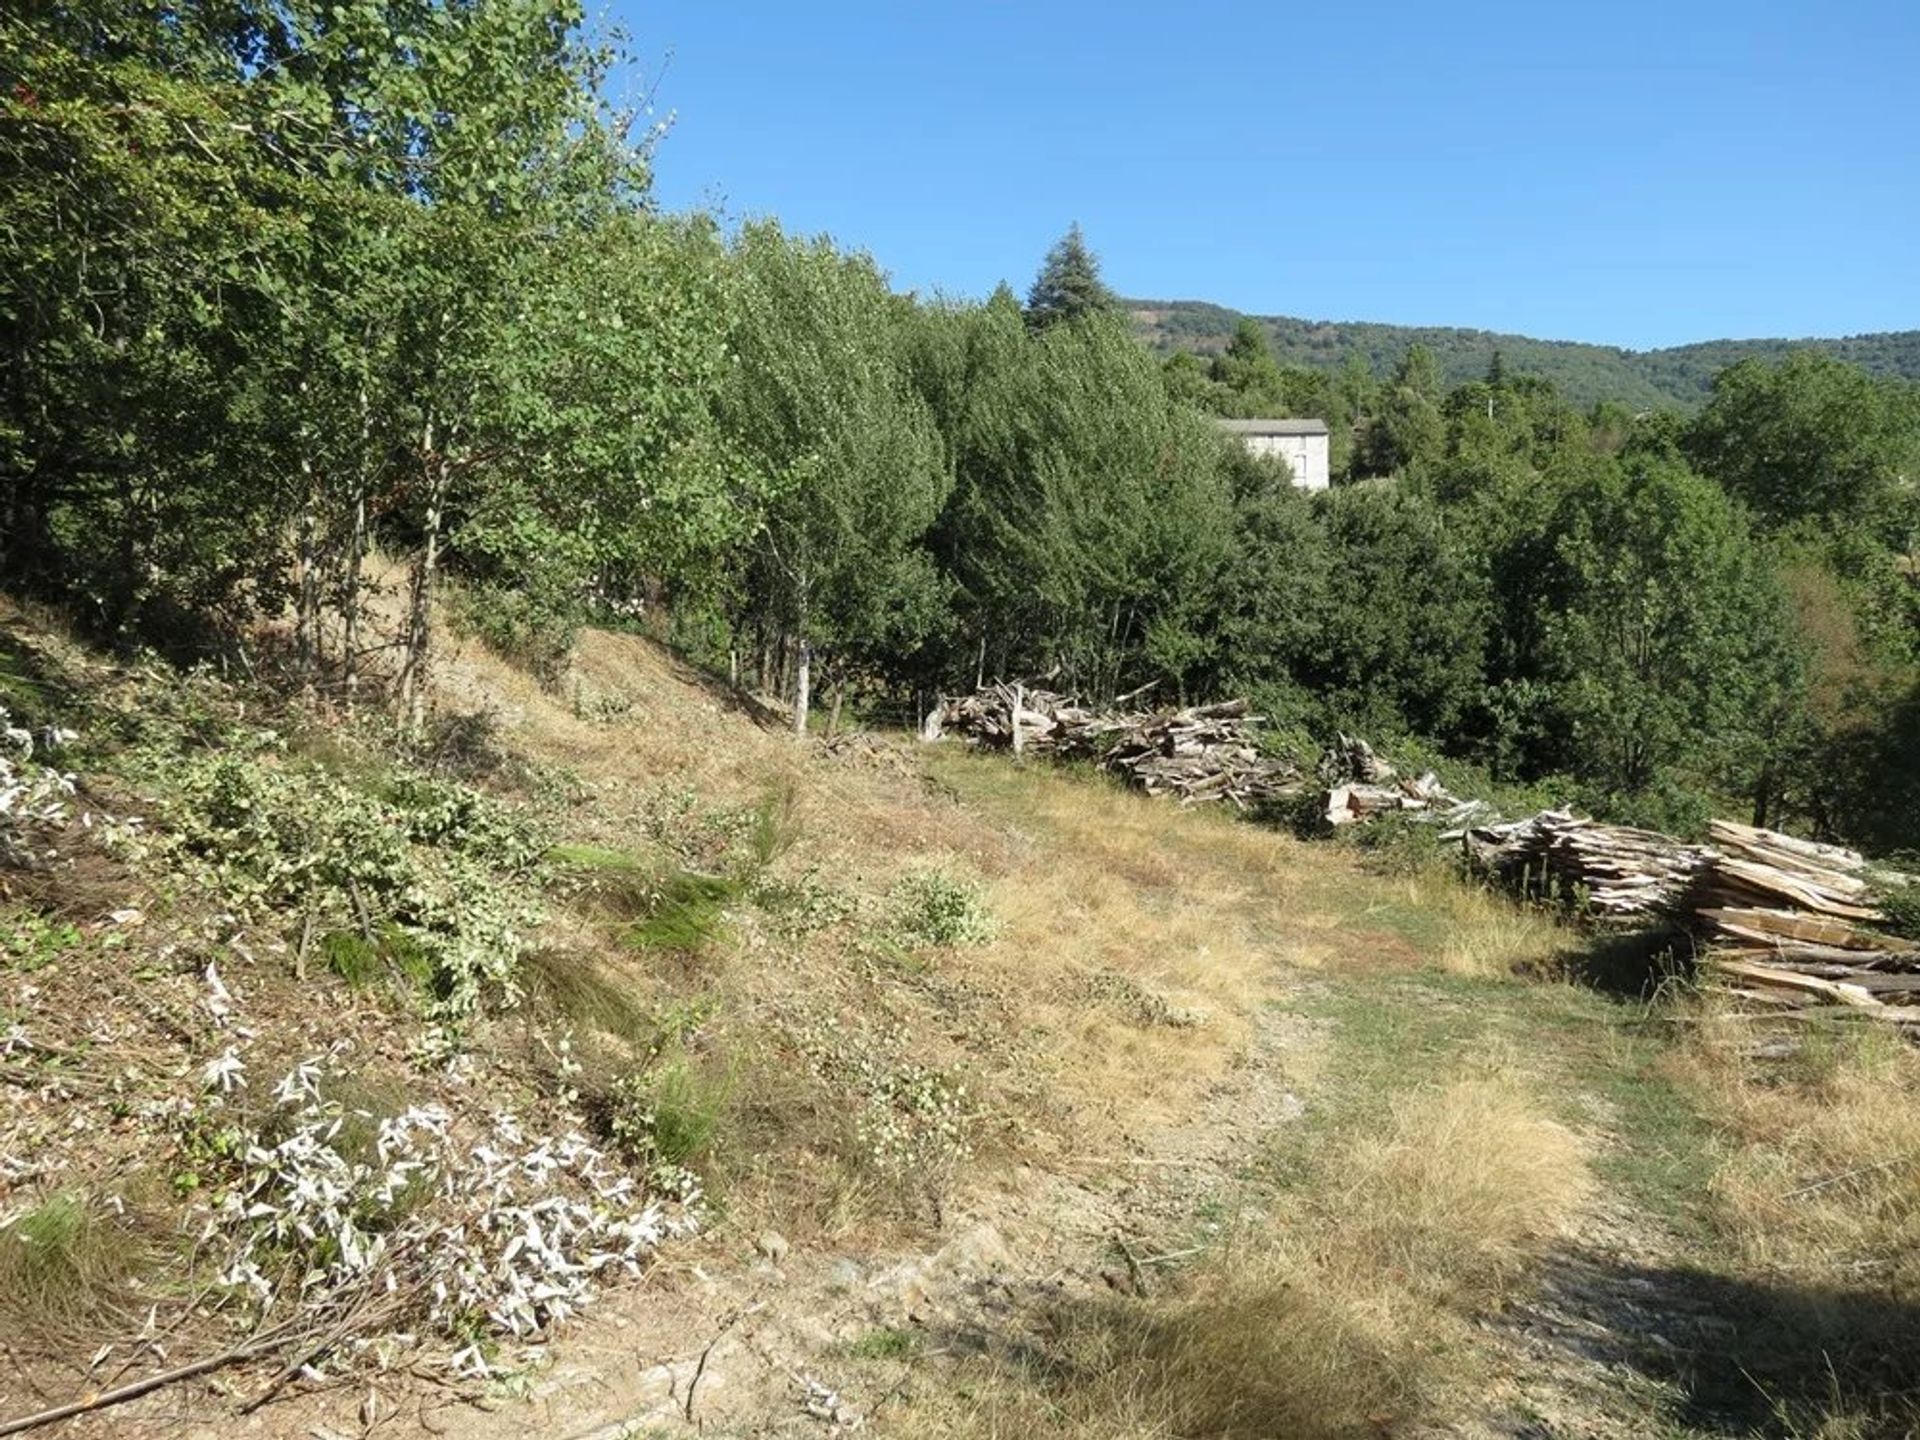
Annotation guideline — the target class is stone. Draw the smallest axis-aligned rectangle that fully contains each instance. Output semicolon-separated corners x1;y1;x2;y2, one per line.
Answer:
755;1229;790;1263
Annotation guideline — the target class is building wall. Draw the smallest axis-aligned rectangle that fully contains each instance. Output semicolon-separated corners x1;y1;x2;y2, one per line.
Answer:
1240;433;1330;491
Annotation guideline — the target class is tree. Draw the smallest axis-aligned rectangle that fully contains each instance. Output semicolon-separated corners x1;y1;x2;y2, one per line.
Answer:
720;223;951;733
1510;456;1801;803
1210;318;1286;414
1686;352;1920;530
1364;343;1446;478
920;306;1233;699
1024;223;1118;332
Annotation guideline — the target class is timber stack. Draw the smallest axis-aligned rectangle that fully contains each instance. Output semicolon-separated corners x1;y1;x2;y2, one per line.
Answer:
1693;821;1920;1025
1319;733;1490;829
1461;810;1716;924
1463;808;1920;1025
922;684;1303;807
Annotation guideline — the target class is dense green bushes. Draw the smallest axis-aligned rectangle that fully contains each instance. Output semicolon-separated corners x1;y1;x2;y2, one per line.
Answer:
3;1;1917;853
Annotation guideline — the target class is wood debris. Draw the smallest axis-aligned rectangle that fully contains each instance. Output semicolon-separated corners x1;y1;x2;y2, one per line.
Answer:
1464;806;1920;1026
922;684;1303;808
1317;733;1489;829
1462;809;1715;923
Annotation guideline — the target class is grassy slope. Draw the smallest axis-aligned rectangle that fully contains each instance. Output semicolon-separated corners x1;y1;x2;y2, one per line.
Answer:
5;608;1918;1438
1129;298;1920;411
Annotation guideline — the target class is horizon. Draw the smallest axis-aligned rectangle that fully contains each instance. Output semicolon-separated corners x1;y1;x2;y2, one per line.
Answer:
622;1;1919;352
1117;298;1916;354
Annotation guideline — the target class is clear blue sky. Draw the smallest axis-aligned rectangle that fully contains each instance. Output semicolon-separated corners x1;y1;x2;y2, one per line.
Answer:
613;1;1918;351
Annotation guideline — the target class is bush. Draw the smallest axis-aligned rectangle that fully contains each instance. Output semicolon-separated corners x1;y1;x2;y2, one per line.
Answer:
887;868;995;948
1880;881;1920;942
141;742;548;1015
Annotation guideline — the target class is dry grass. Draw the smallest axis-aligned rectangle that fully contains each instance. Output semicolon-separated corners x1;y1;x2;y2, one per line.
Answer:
0;1192;155;1348
1679;1009;1920;1297
886;1070;1592;1440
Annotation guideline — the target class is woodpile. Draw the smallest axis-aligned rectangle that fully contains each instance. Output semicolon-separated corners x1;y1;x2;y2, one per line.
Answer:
1461;810;1715;924
1318;734;1490;829
1693;821;1920;1025
922;683;1303;807
1464;808;1920;1026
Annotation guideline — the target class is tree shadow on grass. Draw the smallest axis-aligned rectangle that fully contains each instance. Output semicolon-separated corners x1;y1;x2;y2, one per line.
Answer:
1513;1246;1920;1437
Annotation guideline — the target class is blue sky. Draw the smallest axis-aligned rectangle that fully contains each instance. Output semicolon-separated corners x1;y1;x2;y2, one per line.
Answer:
613;1;1918;350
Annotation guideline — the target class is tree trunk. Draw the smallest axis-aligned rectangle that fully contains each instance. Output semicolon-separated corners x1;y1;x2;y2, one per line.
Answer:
398;417;448;736
294;464;320;694
340;481;367;716
792;635;811;737
826;677;845;738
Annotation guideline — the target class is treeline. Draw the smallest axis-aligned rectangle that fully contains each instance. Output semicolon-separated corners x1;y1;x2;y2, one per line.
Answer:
4;3;1918;854
1135;300;1920;412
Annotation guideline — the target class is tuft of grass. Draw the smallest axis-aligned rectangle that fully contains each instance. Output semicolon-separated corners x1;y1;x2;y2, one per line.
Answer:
0;1192;151;1341
549;842;647;872
522;948;653;1043
748;779;800;867
320;924;436;993
607;1055;733;1171
626;871;740;956
845;1325;922;1361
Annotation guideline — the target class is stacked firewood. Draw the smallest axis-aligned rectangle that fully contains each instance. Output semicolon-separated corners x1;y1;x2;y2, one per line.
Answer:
1318;734;1491;829
1463;809;1920;1024
1694;821;1920;1024
922;685;1303;807
1461;810;1716;924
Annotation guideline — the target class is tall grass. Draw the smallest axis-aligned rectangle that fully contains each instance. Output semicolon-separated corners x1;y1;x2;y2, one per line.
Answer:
898;1070;1592;1439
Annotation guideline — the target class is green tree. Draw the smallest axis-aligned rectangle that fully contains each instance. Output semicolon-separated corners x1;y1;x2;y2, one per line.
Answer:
1024;223;1118;332
1510;456;1801;803
1304;487;1489;737
1686;352;1920;529
720;223;951;732
1365;344;1446;478
1210;318;1286;415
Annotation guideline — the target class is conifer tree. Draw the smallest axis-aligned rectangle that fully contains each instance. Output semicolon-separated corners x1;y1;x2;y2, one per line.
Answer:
1024;223;1118;332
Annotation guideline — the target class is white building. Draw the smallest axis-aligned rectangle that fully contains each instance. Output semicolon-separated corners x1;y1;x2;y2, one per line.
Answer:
1216;418;1331;491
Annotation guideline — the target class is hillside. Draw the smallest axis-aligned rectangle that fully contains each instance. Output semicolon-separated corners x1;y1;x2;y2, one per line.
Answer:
6;599;1920;1438
1130;298;1920;411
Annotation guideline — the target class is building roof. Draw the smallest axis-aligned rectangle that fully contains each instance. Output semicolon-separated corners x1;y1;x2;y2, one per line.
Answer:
1214;417;1329;437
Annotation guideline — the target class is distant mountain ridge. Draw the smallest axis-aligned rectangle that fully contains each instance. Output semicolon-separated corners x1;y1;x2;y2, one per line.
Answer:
1128;299;1920;412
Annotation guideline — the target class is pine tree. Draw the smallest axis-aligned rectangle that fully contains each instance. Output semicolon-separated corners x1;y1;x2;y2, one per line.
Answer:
1024;223;1118;332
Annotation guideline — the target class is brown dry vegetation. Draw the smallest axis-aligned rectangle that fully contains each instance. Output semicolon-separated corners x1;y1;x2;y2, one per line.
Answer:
894;1070;1593;1440
7;607;1920;1438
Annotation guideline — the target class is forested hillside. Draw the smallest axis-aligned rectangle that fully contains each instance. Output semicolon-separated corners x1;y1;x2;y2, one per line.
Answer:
8;7;1920;1437
3;8;1918;857
1132;299;1920;411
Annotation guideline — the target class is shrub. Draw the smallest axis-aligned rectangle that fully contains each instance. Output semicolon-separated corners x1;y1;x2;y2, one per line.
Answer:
887;868;995;948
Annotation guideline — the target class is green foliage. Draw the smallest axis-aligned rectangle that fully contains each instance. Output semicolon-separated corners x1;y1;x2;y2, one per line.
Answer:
887;869;996;948
1687;352;1920;528
1878;882;1920;942
718;222;952;710
1024;223;1119;332
143;740;547;1015
1;912;83;974
1497;456;1800;802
